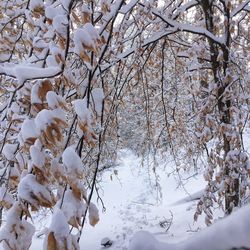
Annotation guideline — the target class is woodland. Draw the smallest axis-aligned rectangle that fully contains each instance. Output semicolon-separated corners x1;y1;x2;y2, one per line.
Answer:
0;0;250;249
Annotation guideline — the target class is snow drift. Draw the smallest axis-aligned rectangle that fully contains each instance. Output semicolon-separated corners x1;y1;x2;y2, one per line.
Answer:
129;203;250;250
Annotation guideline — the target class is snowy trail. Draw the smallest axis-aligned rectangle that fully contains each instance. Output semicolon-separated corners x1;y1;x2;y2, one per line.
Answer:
14;130;246;250
28;149;205;249
0;149;205;250
1;140;249;250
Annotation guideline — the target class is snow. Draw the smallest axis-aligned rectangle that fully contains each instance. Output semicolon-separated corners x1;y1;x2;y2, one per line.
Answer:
72;98;92;125
46;91;65;109
56;189;86;228
10;102;20;114
88;202;99;227
68;150;207;250
91;88;104;116
119;0;137;14
51;158;65;177
60;0;71;10
53;15;68;36
62;147;84;176
14;145;250;250
45;4;65;20
129;231;167;250
83;23;100;42
231;1;250;16
2;143;18;161
29;0;43;11
0;187;14;208
33;37;48;50
10;150;203;250
74;23;100;55
34;108;65;132
0;202;35;250
0;64;61;84
48;208;69;237
17;174;53;208
31;82;42;104
30;145;45;169
129;202;250;250
44;208;79;250
20;119;40;142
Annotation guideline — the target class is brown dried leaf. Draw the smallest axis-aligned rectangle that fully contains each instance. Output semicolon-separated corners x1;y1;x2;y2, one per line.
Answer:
47;232;57;250
89;203;99;227
53;117;68;128
79;51;91;62
38;80;53;102
33;166;47;184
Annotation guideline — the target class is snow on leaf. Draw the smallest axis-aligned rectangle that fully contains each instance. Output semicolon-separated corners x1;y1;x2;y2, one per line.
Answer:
53;15;68;36
20;118;39;145
31;80;53;105
18;174;55;209
30;145;45;169
57;189;86;228
34;108;66;133
0;202;35;250
46;91;66;109
0;187;14;209
29;0;44;12
62;147;84;177
72;98;97;143
2;143;18;161
74;23;101;55
88;202;99;227
91;88;104;116
45;208;80;250
72;99;90;124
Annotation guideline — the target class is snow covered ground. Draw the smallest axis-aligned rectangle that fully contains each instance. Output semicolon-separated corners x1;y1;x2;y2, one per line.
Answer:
0;129;250;250
26;149;208;250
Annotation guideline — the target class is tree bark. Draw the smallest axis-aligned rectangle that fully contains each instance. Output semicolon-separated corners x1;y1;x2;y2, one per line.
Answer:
200;0;239;214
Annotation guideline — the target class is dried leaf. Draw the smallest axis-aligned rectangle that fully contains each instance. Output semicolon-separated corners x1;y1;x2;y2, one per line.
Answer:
47;232;57;250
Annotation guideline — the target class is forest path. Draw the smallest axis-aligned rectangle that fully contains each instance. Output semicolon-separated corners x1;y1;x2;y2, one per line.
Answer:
29;149;206;250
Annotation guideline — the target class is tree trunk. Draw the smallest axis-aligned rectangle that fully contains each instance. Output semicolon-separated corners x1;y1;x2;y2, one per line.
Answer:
201;0;239;214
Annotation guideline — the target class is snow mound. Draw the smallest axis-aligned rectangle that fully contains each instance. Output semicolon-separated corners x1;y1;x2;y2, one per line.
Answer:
129;204;250;250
